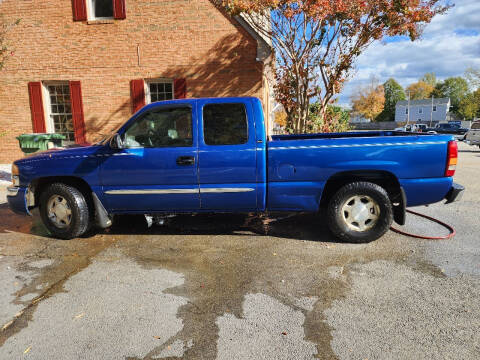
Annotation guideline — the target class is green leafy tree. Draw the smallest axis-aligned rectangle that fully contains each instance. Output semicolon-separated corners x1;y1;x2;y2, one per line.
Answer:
309;103;350;132
421;72;437;87
476;89;480;118
432;77;469;114
378;78;406;121
458;93;479;120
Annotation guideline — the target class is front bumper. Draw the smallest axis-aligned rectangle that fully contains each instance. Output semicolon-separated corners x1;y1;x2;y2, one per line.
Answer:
6;186;30;215
445;183;464;204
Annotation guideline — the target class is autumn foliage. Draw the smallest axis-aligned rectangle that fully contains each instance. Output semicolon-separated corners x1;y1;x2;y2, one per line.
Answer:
219;0;449;133
351;79;385;121
406;81;435;100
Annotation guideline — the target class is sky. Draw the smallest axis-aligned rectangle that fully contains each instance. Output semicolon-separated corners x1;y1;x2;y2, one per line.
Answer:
337;0;480;107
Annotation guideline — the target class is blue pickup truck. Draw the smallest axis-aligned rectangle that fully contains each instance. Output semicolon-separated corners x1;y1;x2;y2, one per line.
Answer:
8;97;464;242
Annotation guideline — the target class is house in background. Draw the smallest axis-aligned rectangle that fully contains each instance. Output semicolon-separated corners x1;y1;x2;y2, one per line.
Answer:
0;0;274;163
395;98;450;124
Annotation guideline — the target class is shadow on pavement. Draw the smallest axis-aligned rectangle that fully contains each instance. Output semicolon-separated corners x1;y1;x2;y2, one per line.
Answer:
0;202;338;243
106;212;338;243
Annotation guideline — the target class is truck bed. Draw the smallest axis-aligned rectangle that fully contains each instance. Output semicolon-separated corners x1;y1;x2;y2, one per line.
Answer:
266;132;455;211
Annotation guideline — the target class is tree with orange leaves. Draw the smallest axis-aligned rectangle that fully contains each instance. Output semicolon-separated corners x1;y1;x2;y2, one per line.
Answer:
406;81;435;100
218;0;449;133
351;77;385;122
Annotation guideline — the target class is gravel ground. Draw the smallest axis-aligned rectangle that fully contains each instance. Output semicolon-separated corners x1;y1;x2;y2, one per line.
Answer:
0;141;478;359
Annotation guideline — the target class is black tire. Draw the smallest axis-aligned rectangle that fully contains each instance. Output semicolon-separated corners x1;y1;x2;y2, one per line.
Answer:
327;182;393;243
39;183;90;240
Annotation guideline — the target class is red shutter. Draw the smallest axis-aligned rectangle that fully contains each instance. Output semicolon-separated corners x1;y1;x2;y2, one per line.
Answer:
69;81;87;144
28;82;46;133
113;0;126;19
72;0;87;21
174;78;187;99
130;79;145;113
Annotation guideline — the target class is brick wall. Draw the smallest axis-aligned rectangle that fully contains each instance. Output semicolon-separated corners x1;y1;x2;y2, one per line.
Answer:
0;0;264;162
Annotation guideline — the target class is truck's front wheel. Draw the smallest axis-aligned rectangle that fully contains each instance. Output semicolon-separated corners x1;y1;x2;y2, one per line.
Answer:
327;182;393;243
39;183;90;240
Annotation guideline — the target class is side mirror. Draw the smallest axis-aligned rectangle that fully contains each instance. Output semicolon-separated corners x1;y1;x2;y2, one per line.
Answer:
110;133;125;149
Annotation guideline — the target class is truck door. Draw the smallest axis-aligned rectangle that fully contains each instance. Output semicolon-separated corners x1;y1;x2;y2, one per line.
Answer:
100;104;200;212
197;99;259;211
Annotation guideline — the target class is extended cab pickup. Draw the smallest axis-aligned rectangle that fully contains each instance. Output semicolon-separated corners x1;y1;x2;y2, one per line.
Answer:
8;97;464;243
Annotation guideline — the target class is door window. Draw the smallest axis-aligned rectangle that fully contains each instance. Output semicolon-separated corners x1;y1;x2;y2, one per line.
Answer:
203;103;248;145
124;107;192;148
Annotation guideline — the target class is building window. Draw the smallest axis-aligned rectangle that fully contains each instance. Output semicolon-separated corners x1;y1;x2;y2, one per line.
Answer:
88;0;113;20
44;83;75;142
433;105;437;112
418;108;423;114
405;108;408;114
146;80;174;103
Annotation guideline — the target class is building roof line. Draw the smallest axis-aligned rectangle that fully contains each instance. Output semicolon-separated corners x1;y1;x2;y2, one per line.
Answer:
396;98;450;106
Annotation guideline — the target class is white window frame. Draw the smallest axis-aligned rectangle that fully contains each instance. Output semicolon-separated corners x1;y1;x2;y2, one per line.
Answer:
87;0;114;20
418;108;423;114
145;79;174;104
433;105;437;112
405;108;408;114
42;81;75;143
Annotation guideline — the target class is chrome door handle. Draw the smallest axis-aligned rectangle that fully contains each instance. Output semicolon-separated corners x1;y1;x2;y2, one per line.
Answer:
176;156;195;166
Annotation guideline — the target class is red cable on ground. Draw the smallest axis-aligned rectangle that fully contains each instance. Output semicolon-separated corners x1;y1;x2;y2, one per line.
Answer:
390;209;456;240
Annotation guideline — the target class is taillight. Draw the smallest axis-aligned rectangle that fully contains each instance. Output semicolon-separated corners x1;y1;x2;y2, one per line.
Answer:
445;140;458;177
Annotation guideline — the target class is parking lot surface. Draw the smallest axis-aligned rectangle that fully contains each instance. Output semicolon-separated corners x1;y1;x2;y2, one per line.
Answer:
0;141;479;359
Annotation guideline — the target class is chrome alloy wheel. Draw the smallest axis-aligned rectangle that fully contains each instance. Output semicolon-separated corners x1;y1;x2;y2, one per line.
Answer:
47;195;72;228
341;195;380;232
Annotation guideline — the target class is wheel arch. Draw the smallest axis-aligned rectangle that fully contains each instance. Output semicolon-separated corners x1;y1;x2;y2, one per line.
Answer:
320;170;405;224
29;176;94;213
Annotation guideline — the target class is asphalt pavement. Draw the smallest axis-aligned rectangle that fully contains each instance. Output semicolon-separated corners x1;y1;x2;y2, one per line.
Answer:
0;141;479;359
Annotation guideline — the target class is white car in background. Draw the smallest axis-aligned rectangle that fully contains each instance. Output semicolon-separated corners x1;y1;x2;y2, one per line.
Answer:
395;124;434;133
465;121;480;148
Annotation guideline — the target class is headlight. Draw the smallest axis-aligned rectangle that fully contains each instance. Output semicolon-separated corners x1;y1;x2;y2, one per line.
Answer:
11;164;19;186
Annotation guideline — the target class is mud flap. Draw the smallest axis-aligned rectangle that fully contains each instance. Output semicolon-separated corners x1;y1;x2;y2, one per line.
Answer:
92;192;112;228
393;187;406;226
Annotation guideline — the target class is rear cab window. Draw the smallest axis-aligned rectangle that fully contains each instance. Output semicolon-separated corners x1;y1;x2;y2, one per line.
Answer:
471;122;480;130
203;103;248;145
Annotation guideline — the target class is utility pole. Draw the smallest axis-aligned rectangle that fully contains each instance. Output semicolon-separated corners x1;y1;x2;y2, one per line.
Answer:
429;95;434;127
406;91;410;125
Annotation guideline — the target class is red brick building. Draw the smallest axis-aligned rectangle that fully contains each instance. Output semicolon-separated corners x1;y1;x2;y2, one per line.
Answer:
0;0;273;163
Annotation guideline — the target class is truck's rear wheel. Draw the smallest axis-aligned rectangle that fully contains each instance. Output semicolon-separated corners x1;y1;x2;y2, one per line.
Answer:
39;183;90;240
327;182;393;243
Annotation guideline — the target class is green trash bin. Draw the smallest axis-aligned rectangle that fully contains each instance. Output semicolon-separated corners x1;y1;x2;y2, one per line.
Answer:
16;133;66;155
